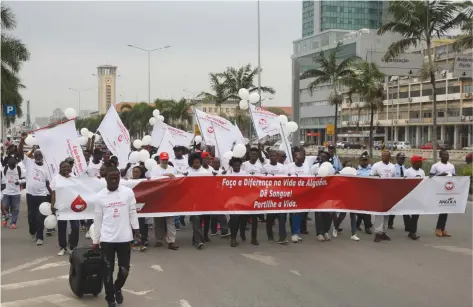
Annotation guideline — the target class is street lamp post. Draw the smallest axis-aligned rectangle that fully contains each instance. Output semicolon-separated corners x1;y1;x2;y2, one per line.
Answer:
69;88;92;116
257;0;261;106
127;44;171;104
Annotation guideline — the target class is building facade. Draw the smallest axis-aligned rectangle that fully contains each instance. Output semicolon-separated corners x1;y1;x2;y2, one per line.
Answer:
97;65;117;114
302;0;385;37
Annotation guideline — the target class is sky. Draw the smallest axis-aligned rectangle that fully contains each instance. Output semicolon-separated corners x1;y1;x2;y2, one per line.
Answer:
7;1;301;121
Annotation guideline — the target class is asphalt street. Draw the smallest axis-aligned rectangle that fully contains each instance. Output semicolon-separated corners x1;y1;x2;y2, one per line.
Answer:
1;199;472;307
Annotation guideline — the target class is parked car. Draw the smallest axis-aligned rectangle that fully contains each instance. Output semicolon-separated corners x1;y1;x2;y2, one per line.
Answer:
396;141;411;149
462;145;473;151
373;141;382;150
336;141;348;149
420;141;452;150
345;142;367;149
384;141;397;150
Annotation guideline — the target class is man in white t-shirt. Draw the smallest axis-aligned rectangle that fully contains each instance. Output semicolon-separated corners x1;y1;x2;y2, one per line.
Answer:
150;152;179;250
370;151;396;243
262;150;286;176
430;149;455;238
92;166;139;307
1;156;25;229
404;155;426;240
170;146;190;175
86;148;103;178
242;147;264;175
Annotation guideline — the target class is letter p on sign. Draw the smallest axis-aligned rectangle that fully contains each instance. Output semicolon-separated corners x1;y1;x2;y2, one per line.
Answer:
5;105;16;116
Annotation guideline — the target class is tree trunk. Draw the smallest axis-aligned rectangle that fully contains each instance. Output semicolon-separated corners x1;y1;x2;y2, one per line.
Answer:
369;102;375;158
427;39;438;163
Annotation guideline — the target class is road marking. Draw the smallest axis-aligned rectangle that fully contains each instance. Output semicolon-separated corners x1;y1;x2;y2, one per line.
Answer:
2;294;87;307
30;261;69;271
180;299;192;307
1;275;68;290
426;244;473;256
151;265;163;272
241;253;279;266
1;256;53;276
290;270;302;276
122;288;154;296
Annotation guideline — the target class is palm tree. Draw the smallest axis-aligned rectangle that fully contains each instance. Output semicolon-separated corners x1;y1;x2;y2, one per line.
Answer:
166;98;197;130
378;0;471;161
1;4;30;126
198;73;232;114
222;64;275;100
346;61;386;157
453;17;473;51
300;42;359;144
119;102;153;138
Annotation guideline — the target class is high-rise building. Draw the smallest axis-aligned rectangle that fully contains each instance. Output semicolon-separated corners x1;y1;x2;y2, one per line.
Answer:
97;65;117;114
302;0;385;37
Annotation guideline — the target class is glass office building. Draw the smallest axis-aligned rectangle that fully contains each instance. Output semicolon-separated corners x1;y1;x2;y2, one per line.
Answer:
302;0;385;37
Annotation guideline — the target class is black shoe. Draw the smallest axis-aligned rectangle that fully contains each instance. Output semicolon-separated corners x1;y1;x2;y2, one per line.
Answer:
365;228;373;235
388;225;394;230
251;238;259;246
408;233;420;240
337;228;343;233
240;234;246;241
278;237;289;245
374;234;381;242
204;235;211;242
194;242;204;250
115;290;123;304
380;233;391;241
108;301;117;307
220;231;231;238
230;239;239;247
301;230;309;235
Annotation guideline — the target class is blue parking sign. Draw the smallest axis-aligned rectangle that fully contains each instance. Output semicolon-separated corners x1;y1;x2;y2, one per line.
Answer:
5;105;16;116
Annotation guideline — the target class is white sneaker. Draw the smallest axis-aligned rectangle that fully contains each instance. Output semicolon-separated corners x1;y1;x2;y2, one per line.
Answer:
291;235;298;243
296;234;303;241
85;231;91;239
36;239;43;246
317;234;325;241
332;229;338;238
31;235;36;242
351;234;360;241
323;233;331;241
57;248;66;256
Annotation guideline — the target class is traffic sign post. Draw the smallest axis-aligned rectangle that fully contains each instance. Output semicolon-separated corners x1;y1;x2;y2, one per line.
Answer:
366;51;423;76
453;55;473;78
4;105;16;117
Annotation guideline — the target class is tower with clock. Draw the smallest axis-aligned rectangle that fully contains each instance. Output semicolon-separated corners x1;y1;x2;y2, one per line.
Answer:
96;65;117;115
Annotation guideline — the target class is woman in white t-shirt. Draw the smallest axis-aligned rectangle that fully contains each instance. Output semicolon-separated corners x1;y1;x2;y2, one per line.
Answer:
404;155;426;240
430;150;455;238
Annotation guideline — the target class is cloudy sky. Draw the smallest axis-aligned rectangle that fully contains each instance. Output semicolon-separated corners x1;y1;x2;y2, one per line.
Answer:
7;1;301;120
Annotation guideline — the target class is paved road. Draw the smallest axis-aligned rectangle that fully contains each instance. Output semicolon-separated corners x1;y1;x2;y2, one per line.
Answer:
1;202;472;307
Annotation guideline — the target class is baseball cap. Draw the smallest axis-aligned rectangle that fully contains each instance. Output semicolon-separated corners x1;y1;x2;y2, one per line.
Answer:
360;151;369;159
328;144;335;149
410;155;425;164
159;152;169;160
396;152;405;158
202;152;210;158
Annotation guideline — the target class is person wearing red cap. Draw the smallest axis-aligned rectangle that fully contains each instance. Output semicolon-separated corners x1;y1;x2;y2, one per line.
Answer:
150;152;179;250
404;156;426;240
201;152;212;172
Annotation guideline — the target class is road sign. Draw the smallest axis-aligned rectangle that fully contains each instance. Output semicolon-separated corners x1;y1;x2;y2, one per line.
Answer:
366;51;423;76
453;55;473;78
326;124;335;135
4;105;16;116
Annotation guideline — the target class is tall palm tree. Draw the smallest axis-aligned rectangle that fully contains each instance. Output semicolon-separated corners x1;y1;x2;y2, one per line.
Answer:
1;4;30;126
222;64;275;100
198;73;232;114
119;102;153;138
300;42;358;144
453;17;473;51
346;62;386;157
167;98;197;130
378;0;471;161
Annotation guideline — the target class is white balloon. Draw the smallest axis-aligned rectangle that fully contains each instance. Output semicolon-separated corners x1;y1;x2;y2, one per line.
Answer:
153;109;160;117
144;158;157;170
25;135;34;146
317;167;330;177
88;132;94;138
142;135;152;146
139;149;150;162
238;88;250;100
223;151;234;160
129;151;141;164
320;162;335;175
80;128;89;137
158;115;164;122
133;139;143;149
239;100;249;110
44;215;58;229
287;121;298;133
194;135;202;144
278;115;288;124
79;136;88;146
149;117;156;126
340;167;357;176
232;144;247;158
39;202;52;216
249;92;260;104
64;108;77;120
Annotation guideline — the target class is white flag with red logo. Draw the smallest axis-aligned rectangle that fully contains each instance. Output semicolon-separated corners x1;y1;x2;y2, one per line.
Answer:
249;104;280;140
157;129;176;160
34;120;87;177
151;120;194;148
97;107;131;167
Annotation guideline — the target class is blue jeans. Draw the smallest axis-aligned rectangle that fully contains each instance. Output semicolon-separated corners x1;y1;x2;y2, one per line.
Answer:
266;213;287;240
291;213;302;235
2;194;21;224
174;216;180;226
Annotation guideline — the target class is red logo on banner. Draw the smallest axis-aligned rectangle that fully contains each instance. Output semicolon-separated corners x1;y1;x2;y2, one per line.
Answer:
207;127;214;134
259;118;266;125
118;135;123;143
71;195;87;212
445;181;455;191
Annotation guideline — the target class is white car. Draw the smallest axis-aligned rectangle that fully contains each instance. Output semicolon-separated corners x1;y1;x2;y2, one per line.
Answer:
463;145;473;151
396;141;411;149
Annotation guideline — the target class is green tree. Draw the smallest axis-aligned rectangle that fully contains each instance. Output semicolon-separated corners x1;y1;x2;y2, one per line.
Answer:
346;61;386;157
1;4;30;126
166;98;197;130
198;73;232;114
453;17;473;51
119;102;153;138
378;0;471;161
222;64;275;99
300;42;358;144
76;114;105;133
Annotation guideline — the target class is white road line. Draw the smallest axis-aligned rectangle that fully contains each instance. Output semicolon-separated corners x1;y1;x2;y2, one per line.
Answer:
241;253;279;266
30;261;69;271
2;294;87;307
150;265;163;272
0;275;68;290
290;270;302;276
180;299;192;307
426;244;473;256
122;288;154;296
1;256;53;276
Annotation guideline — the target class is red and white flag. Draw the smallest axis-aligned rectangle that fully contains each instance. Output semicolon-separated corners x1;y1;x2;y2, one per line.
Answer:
151;120;194;148
97;107;131;167
249;104;280;140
